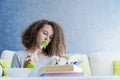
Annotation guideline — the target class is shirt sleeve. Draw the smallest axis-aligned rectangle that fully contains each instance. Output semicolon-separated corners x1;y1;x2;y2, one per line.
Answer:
11;53;21;68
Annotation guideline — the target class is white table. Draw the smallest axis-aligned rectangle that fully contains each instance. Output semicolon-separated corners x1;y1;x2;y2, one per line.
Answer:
0;76;120;80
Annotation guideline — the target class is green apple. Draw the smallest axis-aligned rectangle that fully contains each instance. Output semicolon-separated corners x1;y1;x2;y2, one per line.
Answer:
27;63;34;68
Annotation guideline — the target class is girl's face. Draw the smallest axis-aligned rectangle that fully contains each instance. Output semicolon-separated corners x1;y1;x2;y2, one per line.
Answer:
36;24;54;49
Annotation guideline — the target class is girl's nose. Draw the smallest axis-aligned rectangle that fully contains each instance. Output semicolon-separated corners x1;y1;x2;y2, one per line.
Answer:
45;36;49;42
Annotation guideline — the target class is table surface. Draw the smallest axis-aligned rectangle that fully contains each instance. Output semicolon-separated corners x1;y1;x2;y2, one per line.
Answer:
0;76;120;80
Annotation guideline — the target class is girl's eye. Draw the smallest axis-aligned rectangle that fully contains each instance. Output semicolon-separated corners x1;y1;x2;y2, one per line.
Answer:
49;36;53;39
43;31;48;35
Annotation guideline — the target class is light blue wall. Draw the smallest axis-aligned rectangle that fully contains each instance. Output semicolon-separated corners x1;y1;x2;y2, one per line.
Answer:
1;0;120;55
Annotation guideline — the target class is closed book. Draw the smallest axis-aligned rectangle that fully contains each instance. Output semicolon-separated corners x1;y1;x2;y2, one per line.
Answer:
44;71;85;76
44;64;83;72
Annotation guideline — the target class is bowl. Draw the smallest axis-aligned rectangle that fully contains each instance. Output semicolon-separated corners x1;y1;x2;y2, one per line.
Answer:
3;68;33;77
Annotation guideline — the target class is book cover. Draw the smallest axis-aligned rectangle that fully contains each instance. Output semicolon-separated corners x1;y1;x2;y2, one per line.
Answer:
44;64;83;72
44;71;85;76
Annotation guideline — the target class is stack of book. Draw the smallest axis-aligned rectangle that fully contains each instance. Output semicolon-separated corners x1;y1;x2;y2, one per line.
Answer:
42;64;85;76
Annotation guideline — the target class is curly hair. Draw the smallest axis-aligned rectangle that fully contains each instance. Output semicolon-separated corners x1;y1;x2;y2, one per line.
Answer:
22;19;66;56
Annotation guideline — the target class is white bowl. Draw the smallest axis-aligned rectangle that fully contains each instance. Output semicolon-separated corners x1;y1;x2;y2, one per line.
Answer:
3;68;33;77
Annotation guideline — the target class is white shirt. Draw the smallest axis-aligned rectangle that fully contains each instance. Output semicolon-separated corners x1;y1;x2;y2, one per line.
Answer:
11;51;50;68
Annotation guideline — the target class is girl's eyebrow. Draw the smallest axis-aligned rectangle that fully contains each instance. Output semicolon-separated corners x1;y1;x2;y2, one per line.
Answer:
43;30;48;34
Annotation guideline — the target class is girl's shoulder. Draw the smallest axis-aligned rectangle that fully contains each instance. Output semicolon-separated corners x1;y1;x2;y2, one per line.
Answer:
14;50;28;57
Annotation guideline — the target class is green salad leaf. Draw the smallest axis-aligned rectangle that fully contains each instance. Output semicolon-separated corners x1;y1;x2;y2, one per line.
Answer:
40;40;48;49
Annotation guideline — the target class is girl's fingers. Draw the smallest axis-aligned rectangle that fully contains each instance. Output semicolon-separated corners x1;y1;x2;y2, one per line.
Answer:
25;52;39;65
26;53;32;61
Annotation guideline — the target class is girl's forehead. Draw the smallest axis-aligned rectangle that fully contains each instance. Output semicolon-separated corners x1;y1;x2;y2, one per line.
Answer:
40;24;54;34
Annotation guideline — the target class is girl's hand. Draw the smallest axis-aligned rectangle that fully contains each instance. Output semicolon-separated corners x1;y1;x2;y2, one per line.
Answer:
24;50;39;68
31;49;39;64
24;54;32;68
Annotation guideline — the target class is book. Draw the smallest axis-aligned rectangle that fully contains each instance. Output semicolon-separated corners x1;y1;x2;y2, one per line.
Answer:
44;64;83;72
44;71;85;76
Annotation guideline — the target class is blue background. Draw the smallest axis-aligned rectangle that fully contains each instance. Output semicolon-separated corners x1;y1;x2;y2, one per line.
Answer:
1;0;120;55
